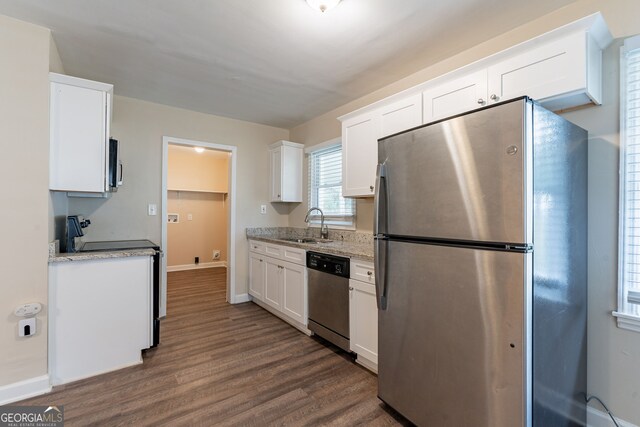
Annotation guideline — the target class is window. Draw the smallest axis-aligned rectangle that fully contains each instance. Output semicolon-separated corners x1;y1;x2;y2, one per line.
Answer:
616;35;640;332
307;141;355;229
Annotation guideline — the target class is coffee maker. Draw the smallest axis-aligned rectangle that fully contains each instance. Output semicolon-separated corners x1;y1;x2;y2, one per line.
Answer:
65;215;91;253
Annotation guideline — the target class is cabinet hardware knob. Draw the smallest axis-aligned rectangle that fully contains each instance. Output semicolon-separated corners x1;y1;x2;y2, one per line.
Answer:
370;185;374;191
477;98;485;105
277;194;281;198
349;287;354;291
367;271;373;276
490;94;499;101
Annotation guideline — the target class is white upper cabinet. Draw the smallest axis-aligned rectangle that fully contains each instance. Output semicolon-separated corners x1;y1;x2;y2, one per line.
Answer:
49;73;113;193
342;113;378;197
423;69;488;124
379;93;423;138
340;13;612;198
269;140;303;202
343;93;421;198
487;30;601;109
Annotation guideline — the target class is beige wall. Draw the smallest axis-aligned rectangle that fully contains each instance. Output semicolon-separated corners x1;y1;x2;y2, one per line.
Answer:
167;146;229;266
288;0;640;422
168;145;229;192
0;15;51;387
167;192;227;266
68;95;290;296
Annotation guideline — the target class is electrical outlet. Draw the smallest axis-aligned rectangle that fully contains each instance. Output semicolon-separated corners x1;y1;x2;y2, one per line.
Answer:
148;204;157;216
213;250;221;260
188;213;193;221
19;318;36;337
260;205;267;214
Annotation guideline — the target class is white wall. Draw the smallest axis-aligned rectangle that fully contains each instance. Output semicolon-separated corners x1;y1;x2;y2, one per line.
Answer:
68;95;290;295
0;15;51;387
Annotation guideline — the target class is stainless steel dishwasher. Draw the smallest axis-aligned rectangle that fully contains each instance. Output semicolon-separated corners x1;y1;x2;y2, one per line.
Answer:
306;251;351;352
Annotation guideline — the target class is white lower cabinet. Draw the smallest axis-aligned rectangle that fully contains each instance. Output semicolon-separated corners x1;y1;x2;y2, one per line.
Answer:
248;240;308;331
248;253;265;299
281;261;306;325
349;259;378;372
48;256;152;385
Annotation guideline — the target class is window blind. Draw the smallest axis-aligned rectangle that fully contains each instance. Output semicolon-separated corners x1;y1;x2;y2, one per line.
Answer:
308;143;355;228
619;36;640;320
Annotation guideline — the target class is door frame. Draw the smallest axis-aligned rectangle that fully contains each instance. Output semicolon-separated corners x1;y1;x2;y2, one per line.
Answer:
161;136;238;317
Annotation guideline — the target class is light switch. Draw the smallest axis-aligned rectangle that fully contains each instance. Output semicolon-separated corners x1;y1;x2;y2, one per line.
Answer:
148;204;157;216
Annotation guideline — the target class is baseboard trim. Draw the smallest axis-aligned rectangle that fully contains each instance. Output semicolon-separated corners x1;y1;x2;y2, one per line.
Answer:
167;261;227;272
0;375;51;405
588;406;637;427
232;293;251;304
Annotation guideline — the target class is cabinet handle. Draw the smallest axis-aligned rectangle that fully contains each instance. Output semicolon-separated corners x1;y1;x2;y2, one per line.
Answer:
477;98;485;105
370;185;374;192
349;287;354;291
367;271;373;276
490;94;499;101
277;194;281;198
259;259;263;262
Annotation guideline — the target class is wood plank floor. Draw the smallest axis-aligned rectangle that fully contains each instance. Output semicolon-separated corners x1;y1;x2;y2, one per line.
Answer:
16;268;408;426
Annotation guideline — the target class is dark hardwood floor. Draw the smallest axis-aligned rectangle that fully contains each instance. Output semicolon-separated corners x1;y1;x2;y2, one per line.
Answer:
16;267;407;426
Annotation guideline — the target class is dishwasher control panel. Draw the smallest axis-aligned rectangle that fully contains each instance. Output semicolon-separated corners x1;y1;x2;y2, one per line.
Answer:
306;251;350;278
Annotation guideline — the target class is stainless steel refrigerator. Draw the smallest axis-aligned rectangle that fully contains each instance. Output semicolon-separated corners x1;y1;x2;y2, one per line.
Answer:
374;97;587;426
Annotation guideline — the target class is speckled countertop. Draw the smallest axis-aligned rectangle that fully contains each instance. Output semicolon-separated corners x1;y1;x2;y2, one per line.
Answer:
246;227;374;261
48;241;156;263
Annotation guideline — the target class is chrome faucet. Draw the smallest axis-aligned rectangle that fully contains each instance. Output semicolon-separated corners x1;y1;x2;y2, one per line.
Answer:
304;207;329;239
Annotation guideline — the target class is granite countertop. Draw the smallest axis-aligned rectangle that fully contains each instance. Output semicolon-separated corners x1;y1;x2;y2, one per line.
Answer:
246;227;374;261
49;248;157;263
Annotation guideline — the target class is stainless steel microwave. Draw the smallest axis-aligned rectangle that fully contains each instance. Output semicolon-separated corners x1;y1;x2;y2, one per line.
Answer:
108;138;123;191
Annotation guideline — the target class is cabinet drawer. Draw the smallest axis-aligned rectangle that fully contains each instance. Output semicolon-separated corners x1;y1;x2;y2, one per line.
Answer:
350;259;375;283
283;246;305;265
249;240;265;254
265;243;283;258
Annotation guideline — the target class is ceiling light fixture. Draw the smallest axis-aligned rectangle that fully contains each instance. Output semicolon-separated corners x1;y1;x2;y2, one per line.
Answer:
194;147;205;153
306;0;341;13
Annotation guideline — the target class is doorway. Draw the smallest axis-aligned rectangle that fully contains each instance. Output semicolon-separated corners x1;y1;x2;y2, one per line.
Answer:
161;136;238;317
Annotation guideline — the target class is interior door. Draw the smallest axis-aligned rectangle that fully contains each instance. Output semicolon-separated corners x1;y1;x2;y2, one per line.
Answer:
379;97;531;245
378;240;529;427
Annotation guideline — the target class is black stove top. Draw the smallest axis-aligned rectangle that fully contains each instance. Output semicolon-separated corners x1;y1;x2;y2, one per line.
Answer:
79;239;160;252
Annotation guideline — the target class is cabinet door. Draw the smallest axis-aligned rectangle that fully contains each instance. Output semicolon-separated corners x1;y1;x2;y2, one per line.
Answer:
270;147;282;202
249;253;265;300
279;145;303;202
50;82;107;192
422;69;488;123
264;257;282;310
349;279;378;365
281;260;307;325
342;113;378;197
487;31;585;105
379;93;423;138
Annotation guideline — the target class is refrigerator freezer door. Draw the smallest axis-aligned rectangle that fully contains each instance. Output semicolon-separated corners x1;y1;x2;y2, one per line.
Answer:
378;240;530;426
378;98;532;245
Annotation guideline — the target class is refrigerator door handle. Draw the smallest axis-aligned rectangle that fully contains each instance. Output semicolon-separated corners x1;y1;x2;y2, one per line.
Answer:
374;237;388;310
374;163;387;236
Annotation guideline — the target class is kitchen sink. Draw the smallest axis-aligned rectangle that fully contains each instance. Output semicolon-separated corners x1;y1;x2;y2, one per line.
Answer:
279;238;333;244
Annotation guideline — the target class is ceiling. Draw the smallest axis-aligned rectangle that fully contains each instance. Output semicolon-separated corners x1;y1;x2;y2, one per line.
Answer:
0;0;577;129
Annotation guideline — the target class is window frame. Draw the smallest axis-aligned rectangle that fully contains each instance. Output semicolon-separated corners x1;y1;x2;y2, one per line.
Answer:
305;138;356;230
615;35;640;333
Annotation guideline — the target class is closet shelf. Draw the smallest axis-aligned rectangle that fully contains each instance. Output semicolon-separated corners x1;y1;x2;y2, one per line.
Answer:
168;188;228;194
